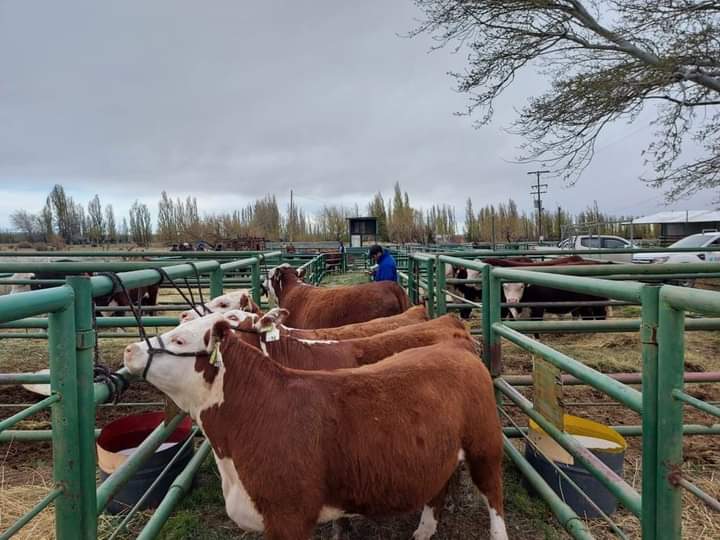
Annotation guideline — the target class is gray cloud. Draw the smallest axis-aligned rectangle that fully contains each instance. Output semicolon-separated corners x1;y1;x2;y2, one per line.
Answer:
0;0;713;228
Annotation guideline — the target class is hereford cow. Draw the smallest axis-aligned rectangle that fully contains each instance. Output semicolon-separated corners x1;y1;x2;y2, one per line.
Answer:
179;289;258;324
447;256;610;320
123;314;507;540
223;309;473;370
265;264;410;329
502;281;608;320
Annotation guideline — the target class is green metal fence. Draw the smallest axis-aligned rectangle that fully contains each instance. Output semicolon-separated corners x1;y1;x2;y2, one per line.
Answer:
0;252;281;539
405;250;720;539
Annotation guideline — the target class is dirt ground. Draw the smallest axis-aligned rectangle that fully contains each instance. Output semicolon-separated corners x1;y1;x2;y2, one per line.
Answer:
1;272;719;539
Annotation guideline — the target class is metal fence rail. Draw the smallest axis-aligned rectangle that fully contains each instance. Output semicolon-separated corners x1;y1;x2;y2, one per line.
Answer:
0;251;283;539
403;250;720;539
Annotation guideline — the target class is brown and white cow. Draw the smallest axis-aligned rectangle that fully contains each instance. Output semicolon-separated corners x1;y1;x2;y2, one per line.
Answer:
179;289;259;324
264;264;410;329
494;257;612;320
123;314;507;540
224;309;474;370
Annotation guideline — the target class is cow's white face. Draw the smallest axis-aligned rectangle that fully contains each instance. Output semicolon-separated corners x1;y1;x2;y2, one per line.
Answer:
265;264;294;305
502;282;527;319
223;309;260;327
179;290;253;324
466;269;481;290
124;313;226;413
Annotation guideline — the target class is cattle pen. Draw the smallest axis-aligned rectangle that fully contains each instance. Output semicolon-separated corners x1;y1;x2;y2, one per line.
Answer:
0;247;719;539
399;247;720;539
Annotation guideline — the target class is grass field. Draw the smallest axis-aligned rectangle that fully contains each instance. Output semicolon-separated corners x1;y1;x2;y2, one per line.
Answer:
1;270;719;539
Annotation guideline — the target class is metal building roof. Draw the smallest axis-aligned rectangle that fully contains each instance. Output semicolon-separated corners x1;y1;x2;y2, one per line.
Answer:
632;210;720;224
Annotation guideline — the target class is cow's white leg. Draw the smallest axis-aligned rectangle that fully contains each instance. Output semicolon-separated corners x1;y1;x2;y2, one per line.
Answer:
480;495;508;540
412;505;438;540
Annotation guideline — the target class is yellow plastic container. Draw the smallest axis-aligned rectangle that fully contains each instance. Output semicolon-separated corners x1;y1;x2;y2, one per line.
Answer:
525;414;627;517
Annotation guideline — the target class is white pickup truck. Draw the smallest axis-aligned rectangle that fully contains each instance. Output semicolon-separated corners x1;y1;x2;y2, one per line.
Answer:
552;235;636;263
631;232;720;264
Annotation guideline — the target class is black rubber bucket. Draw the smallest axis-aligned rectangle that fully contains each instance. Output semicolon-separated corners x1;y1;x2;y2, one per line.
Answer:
97;412;194;515
524;415;627;518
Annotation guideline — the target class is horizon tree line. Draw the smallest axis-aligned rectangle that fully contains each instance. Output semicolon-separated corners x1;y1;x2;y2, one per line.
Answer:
7;183;652;247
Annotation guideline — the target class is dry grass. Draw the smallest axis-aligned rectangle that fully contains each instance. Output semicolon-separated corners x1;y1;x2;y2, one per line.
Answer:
0;454;54;540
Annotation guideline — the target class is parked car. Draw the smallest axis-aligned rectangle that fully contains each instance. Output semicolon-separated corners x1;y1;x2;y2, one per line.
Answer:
553;235;636;262
632;232;720;264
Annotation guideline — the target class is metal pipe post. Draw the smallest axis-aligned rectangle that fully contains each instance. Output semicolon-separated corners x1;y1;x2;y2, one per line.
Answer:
209;267;224;299
656;294;686;537
486;269;503;377
251;260;262;306
435;257;447;315
425;258;435;319
48;292;84;539
407;257;417;305
640;285;660;540
68;277;98;540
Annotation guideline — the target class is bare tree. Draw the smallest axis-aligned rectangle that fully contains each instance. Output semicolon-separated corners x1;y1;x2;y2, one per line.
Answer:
40;198;54;242
10;210;38;241
128;201;153;246
105;205;117;243
412;0;720;201
49;184;73;242
87;195;105;243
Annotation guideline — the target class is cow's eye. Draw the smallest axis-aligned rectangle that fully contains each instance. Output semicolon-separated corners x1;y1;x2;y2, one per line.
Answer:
174;338;185;346
219;302;228;308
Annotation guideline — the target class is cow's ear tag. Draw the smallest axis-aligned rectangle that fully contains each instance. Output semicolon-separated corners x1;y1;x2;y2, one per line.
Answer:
209;342;220;366
265;326;280;342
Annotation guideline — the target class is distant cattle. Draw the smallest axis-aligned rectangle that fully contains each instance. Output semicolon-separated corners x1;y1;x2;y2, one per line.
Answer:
123;314;507;540
265;264;409;328
9;266;159;318
481;255;604;267
502;281;608;320
491;256;611;320
224;309;473;370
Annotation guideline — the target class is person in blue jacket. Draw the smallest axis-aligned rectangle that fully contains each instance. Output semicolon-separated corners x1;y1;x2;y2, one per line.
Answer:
368;244;398;282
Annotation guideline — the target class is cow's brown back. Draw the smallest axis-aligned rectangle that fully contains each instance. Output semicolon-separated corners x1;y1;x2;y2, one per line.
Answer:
249;314;473;371
281;280;410;329
284;305;427;340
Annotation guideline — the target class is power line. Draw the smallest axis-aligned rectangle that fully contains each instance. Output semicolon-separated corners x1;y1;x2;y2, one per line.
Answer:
528;170;550;240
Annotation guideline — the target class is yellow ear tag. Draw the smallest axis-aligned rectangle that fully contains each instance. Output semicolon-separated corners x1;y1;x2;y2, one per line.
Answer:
209;342;220;366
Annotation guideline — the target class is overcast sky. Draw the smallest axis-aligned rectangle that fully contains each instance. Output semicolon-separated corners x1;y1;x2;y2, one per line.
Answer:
0;0;714;230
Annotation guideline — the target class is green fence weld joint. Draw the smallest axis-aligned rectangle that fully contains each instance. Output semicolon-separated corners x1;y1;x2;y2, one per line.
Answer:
640;322;657;345
76;329;96;350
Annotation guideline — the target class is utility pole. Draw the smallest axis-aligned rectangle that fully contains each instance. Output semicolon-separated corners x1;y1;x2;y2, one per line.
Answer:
528;170;549;241
289;189;294;243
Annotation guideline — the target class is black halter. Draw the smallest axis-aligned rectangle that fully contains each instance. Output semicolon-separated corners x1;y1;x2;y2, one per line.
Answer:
142;334;205;380
155;263;212;317
99;271;209;380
